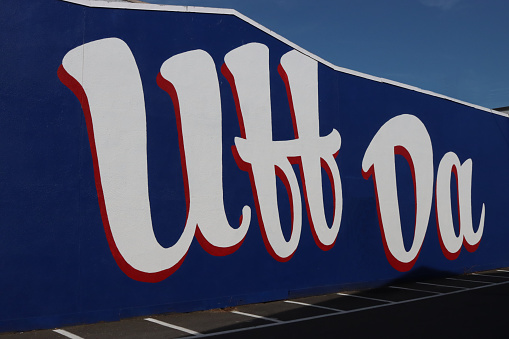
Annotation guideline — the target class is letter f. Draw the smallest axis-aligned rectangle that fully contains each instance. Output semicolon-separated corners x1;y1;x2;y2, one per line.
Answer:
223;43;343;261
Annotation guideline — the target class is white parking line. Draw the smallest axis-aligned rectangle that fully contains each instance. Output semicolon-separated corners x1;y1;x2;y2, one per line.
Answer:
190;280;509;338
415;282;465;289
231;310;283;323
446;277;492;284
145;318;201;335
337;292;393;304
53;329;84;339
472;273;509;279
497;270;509;273
388;285;442;294
285;300;344;312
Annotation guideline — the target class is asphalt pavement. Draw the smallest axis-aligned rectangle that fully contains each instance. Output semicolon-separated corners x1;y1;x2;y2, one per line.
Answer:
3;268;509;338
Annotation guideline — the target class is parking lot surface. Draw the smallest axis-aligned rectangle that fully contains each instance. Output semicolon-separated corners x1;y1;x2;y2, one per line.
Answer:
3;268;509;338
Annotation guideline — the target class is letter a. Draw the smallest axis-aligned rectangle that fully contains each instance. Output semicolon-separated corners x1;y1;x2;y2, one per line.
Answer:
436;152;485;259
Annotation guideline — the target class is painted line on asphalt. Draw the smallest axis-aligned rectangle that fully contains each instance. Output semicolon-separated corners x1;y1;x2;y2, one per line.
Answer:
284;300;344;312
231;310;283;323
53;329;84;339
497;270;509;273
472;273;509;279
388;285;442;294
145;317;201;335
337;292;394;304
415;281;465;289
182;280;509;338
446;277;492;284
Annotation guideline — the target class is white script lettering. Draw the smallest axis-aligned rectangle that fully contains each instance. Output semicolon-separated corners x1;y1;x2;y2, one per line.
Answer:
363;115;485;272
59;38;343;281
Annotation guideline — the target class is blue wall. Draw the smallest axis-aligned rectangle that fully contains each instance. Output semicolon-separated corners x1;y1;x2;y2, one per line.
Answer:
0;0;508;332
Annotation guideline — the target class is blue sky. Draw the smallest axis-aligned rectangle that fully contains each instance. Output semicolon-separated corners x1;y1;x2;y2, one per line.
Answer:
144;0;508;109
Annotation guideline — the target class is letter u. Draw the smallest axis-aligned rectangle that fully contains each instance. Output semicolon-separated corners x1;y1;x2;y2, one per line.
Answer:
59;38;250;282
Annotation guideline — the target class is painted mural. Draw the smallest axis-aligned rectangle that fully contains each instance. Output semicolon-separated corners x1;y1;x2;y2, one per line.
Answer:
0;0;508;332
